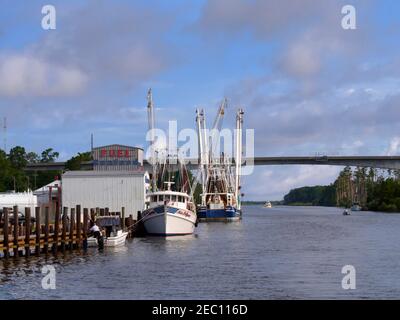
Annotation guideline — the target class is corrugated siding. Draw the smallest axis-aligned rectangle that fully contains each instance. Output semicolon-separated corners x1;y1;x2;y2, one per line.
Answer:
62;172;146;219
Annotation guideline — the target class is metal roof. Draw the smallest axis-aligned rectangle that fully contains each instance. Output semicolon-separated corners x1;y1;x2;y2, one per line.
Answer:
62;170;147;178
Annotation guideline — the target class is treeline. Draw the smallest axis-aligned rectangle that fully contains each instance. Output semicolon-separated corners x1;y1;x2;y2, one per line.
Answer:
283;166;400;212
283;185;336;206
0;146;91;192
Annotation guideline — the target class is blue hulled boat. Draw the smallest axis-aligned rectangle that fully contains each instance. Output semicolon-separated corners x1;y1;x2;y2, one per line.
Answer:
197;193;241;222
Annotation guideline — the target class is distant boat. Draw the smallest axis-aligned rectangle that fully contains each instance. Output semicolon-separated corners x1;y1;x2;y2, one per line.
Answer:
343;209;351;216
263;201;272;208
351;203;362;211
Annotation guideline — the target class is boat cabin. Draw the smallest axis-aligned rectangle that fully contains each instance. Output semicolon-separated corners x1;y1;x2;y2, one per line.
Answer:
147;191;195;211
202;192;236;209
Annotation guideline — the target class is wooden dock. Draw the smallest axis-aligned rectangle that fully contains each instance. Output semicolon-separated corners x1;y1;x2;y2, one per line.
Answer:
0;205;136;259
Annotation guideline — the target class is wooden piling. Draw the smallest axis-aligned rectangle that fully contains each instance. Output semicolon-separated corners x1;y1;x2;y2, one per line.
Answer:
35;207;41;255
13;206;19;257
44;207;50;253
76;205;81;248
90;208;95;222
3;207;9;258
24;207;31;257
83;208;88;239
121;207;125;230
62;207;68;252
69;208;75;250
83;208;89;250
53;203;60;253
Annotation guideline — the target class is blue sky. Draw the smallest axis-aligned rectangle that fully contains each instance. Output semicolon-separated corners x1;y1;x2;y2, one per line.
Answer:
1;0;400;200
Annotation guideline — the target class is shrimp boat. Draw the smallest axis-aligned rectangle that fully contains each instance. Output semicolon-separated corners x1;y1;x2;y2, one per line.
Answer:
197;154;242;221
197;192;241;221
142;182;197;235
141;89;197;236
196;104;244;222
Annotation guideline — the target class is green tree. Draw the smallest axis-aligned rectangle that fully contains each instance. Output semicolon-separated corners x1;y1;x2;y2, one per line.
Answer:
26;152;40;164
8;146;27;169
40;148;59;163
65;152;92;170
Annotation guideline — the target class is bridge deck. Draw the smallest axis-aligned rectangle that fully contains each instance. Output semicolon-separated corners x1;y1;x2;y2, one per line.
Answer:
24;156;400;171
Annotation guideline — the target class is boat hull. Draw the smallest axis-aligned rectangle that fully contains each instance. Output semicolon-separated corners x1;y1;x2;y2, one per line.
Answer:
197;206;241;222
87;231;128;247
142;205;197;236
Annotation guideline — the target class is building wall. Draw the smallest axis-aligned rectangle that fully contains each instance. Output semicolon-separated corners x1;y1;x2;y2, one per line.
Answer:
0;191;37;212
62;171;149;219
92;144;144;171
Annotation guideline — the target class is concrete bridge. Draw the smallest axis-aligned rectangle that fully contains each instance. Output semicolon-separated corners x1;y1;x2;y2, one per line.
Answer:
24;155;400;172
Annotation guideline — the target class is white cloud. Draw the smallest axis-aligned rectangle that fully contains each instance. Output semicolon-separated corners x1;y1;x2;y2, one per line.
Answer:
386;137;400;156
0;54;88;97
281;38;321;77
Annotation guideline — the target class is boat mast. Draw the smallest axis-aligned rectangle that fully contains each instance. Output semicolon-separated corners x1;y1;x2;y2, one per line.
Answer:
147;88;157;191
196;108;209;204
235;108;244;210
209;98;227;162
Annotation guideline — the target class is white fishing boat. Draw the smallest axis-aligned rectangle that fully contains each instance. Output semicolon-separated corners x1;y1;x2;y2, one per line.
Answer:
351;203;362;211
142;89;197;236
263;201;272;208
87;229;128;247
142;186;197;235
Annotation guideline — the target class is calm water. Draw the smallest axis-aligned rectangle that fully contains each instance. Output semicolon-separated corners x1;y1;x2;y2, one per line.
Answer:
1;205;400;299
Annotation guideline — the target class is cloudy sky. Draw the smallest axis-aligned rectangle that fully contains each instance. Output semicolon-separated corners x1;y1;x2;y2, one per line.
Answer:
1;0;400;200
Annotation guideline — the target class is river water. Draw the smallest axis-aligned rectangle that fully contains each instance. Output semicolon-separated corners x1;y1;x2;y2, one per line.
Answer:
1;205;400;299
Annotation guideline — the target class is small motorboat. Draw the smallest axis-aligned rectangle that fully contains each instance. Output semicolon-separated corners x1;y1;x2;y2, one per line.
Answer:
87;229;128;247
263;201;272;208
87;216;128;247
343;209;351;216
351;203;362;211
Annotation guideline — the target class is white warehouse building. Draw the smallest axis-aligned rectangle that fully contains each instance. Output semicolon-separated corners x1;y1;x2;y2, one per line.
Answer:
0;191;37;212
61;144;149;219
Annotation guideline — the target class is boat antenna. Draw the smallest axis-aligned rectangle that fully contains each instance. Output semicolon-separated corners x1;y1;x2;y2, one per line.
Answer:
3;117;7;153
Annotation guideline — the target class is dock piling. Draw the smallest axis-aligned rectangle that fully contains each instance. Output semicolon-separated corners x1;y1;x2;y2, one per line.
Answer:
24;207;31;257
13;206;19;257
3;208;9;258
44;207;50;253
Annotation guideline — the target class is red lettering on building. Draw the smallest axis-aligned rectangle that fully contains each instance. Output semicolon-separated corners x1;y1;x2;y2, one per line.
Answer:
99;148;132;158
